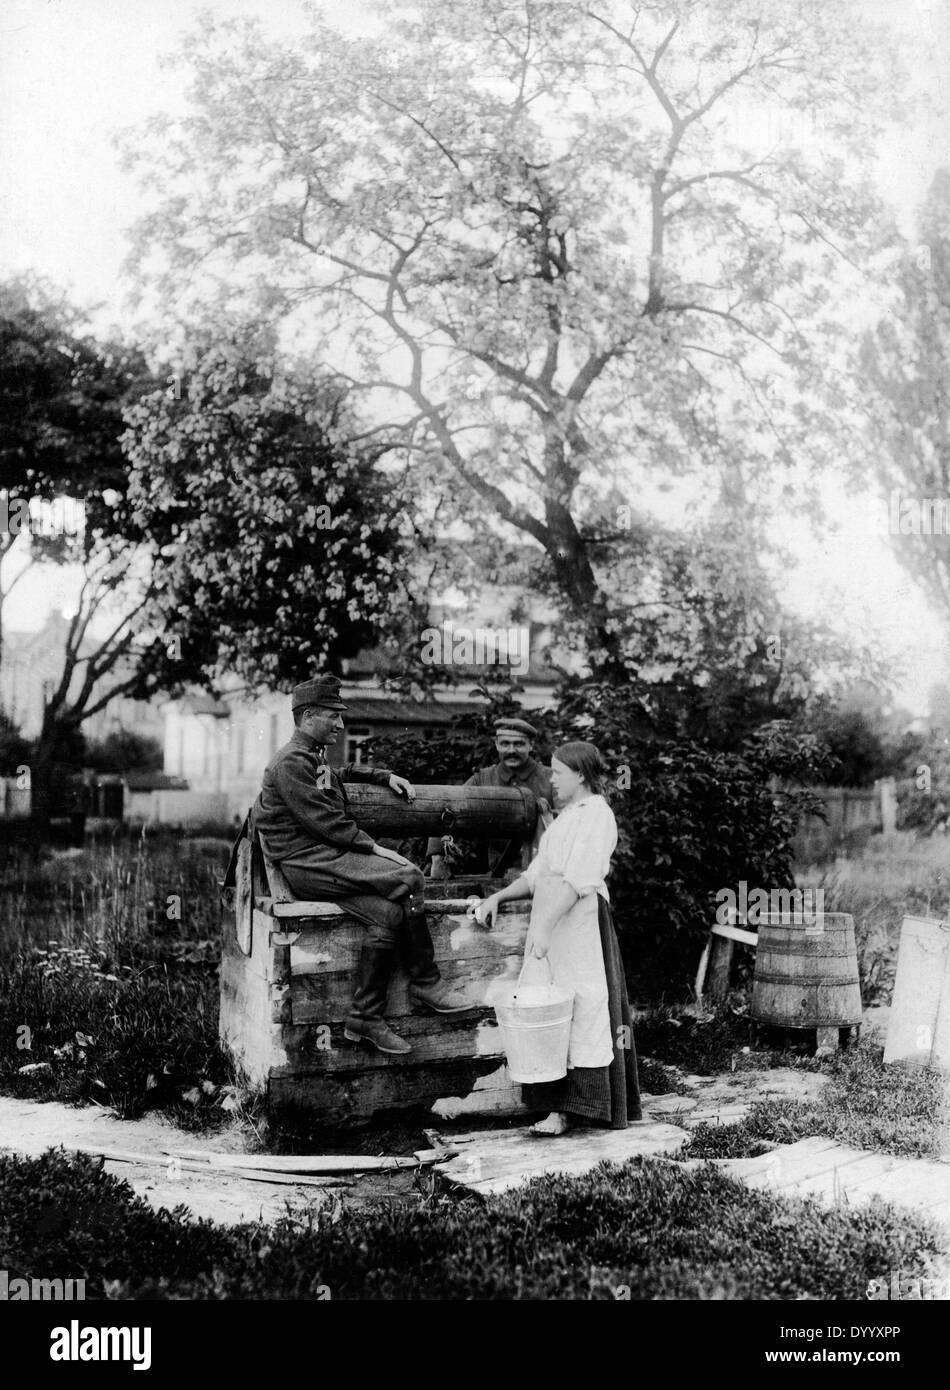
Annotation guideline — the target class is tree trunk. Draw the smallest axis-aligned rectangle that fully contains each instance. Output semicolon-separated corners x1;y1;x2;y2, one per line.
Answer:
543;498;626;676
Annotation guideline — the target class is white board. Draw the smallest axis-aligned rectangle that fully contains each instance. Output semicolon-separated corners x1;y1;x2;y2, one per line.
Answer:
884;915;950;1072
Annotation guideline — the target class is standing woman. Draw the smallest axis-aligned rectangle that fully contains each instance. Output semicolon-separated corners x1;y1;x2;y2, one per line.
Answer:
477;741;642;1135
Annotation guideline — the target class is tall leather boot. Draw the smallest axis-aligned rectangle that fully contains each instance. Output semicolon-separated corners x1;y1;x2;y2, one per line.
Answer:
402;907;477;1015
343;945;411;1055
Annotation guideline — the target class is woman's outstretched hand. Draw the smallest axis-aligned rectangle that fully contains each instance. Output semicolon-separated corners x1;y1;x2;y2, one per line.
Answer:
473;893;502;927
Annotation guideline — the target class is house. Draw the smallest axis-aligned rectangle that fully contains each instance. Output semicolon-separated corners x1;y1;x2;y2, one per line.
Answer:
0;609;163;745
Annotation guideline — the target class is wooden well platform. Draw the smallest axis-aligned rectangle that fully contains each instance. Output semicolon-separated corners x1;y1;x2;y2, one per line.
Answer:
221;829;534;1123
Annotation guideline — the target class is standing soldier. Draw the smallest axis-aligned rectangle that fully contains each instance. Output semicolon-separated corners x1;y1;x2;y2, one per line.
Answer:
428;717;553;878
251;676;474;1056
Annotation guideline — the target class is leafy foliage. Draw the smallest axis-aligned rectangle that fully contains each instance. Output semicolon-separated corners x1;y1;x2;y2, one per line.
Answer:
123;339;420;693
84;730;163;774
0;274;151;539
1;1145;940;1300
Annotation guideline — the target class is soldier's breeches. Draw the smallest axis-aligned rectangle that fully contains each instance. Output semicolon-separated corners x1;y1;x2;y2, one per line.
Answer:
279;853;427;950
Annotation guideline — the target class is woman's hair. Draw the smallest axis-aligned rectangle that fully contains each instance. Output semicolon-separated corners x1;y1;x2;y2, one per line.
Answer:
552;740;609;796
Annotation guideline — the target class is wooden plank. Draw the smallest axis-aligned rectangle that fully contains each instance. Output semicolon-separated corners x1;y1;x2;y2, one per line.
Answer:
269;1052;524;1121
234;839;253;955
837;1160;950;1209
290;909;529;976
885;917;950;1071
167;1149;426;1174
219;937;282;1086
706;934;735;1000
785;1153;916;1203
76;1147;341;1188
435;1122;689;1195
278;1015;505;1074
272;902;344;919
758;1145;889;1192
711;922;759;947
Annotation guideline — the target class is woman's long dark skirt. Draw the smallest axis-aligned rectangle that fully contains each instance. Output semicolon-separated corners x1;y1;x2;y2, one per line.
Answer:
521;897;642;1128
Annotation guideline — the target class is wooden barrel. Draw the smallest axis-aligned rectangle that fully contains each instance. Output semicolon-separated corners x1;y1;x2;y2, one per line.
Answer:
344;783;538;840
751;913;862;1028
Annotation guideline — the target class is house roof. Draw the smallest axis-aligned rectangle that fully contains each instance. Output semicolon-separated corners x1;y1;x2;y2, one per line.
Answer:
342;697;484;727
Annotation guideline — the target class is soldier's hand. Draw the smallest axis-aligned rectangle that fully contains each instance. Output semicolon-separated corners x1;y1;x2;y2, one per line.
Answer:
388;775;416;802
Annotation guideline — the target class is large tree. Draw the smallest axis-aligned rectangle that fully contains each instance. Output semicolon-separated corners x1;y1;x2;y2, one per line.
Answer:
0;279;177;829
862;169;950;626
123;0;900;677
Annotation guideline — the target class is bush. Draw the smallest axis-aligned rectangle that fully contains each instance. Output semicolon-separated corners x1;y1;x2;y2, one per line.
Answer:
85;730;163;774
2;1146;942;1300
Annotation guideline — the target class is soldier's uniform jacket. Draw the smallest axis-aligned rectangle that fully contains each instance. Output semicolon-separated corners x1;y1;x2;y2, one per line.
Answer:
252;729;394;865
465;756;553;802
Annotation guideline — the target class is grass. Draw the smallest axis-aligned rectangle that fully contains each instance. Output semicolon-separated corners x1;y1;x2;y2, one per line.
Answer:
798;829;950;1006
3;1145;943;1301
677;1042;949;1163
635;995;825;1076
0;832;246;1126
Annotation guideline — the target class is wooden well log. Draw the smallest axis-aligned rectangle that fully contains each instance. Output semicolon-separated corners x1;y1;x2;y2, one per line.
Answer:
344;783;538;839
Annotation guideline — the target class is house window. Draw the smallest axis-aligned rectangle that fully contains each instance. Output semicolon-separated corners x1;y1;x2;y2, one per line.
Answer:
270;712;280;754
235;723;246;776
346;726;372;763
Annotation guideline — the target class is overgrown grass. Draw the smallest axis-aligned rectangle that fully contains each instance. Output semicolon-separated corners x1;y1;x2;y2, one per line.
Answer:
0;834;243;1124
678;1044;949;1163
635;996;823;1076
3;1146;943;1301
798;830;950;1006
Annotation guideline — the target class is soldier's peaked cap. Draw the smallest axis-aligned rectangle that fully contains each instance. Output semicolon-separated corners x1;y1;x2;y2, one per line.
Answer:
291;675;347;712
494;717;538;739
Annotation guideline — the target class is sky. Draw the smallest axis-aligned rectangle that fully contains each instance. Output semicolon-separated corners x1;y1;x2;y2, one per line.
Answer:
0;0;949;715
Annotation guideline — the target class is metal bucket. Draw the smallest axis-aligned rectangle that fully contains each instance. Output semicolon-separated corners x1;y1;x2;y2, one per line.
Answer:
493;958;573;1083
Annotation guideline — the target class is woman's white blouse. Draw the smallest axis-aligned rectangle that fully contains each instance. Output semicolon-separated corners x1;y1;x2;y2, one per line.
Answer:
524;794;618;900
518;792;618;1069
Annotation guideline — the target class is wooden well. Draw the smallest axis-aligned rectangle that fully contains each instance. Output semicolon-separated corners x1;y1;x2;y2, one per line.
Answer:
220;787;542;1124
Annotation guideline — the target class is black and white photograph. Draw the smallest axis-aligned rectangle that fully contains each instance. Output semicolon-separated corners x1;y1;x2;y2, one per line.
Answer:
1;0;949;1344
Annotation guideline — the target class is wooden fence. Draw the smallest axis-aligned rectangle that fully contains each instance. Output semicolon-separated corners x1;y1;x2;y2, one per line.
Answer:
791;778;895;862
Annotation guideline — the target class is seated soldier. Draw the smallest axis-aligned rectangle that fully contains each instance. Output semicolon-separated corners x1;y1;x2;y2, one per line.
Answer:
427;717;554;878
252;675;473;1056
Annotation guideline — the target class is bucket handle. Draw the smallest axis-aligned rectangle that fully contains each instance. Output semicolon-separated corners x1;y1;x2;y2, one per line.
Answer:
514;951;554;998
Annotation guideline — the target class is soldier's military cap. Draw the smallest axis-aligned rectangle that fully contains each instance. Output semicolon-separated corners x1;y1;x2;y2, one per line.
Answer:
494;717;538;739
291;675;347;712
